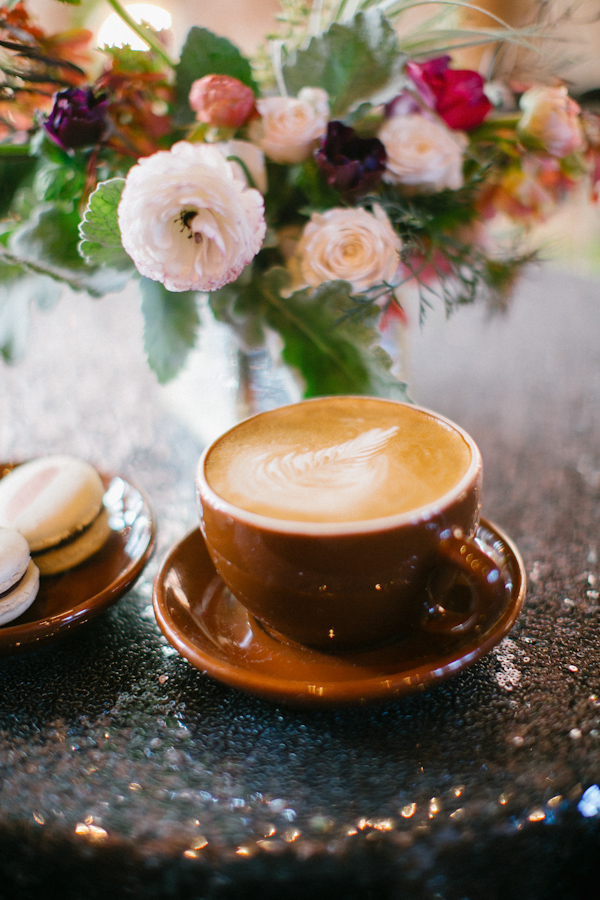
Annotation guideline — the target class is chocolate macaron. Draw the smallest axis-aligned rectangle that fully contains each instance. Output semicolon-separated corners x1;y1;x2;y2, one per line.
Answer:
0;456;111;575
0;527;40;624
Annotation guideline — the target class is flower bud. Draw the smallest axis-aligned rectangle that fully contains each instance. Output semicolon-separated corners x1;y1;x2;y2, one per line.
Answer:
44;87;109;150
189;75;255;129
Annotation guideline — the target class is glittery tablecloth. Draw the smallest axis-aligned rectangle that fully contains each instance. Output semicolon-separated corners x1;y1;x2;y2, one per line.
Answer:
0;269;599;899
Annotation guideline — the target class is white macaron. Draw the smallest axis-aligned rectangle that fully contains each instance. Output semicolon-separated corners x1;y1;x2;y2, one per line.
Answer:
0;456;111;575
0;527;40;625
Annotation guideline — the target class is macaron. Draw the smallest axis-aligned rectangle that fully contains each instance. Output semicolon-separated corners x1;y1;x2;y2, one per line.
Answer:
0;527;40;625
0;456;111;575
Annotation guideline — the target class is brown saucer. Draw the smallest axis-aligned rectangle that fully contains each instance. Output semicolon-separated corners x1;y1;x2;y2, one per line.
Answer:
153;518;526;706
0;465;156;655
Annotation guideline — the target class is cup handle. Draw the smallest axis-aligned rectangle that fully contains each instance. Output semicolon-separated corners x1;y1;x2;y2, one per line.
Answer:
421;528;504;636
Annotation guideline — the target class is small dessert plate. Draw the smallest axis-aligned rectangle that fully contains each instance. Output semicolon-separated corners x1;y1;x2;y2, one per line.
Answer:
0;464;156;655
153;518;526;706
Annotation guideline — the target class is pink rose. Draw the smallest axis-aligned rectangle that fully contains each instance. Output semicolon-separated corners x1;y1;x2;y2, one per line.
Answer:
189;75;255;129
518;86;584;158
405;56;492;131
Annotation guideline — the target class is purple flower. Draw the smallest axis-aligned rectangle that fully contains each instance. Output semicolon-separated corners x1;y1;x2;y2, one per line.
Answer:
315;121;386;199
44;88;109;151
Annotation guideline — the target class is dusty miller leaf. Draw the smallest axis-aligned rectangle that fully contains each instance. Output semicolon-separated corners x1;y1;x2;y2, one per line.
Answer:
78;178;133;271
283;11;406;117
5;205;130;296
140;277;200;383
212;267;408;399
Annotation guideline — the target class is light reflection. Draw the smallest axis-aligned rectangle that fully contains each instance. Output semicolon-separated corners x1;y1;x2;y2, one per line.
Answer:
578;784;600;817
75;823;108;840
401;803;416;818
357;817;394;832
428;798;441;817
97;4;172;50
528;809;546;822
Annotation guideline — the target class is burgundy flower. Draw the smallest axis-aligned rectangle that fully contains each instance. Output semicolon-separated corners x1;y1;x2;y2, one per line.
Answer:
405;56;492;131
315;121;386;199
44;87;109;151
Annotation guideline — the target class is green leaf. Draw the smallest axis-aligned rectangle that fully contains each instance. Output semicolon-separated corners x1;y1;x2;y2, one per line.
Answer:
283;11;406;117
32;157;87;205
0;154;36;218
78;178;133;270
209;278;267;351
217;267;408;399
295;158;341;211
140;277;200;383
173;28;256;124
4;205;131;296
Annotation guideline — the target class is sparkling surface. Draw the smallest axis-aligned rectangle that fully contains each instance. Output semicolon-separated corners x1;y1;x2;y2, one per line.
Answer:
0;272;600;897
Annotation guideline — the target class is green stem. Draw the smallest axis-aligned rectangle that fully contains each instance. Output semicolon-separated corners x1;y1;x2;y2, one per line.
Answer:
0;144;32;156
104;0;176;69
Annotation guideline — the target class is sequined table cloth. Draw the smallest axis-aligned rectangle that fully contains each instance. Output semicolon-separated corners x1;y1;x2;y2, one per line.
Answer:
0;268;599;899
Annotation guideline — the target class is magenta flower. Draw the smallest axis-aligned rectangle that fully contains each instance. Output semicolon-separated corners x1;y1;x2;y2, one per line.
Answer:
315;121;386;199
406;56;492;131
44;87;109;151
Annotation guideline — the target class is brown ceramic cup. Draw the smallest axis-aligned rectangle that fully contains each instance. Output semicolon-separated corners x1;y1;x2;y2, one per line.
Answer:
195;397;506;651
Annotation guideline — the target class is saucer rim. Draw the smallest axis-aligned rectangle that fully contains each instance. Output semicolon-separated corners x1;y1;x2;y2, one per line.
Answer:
152;517;526;706
0;463;156;654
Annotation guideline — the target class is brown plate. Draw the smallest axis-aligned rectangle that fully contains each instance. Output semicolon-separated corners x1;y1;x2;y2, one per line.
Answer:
0;464;156;654
153;518;526;706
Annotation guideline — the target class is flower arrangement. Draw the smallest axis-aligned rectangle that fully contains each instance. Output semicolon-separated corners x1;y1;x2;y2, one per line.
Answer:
0;0;597;399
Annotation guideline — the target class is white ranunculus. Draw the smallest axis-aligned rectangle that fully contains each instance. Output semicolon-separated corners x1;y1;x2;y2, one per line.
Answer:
213;139;267;194
295;205;402;293
250;88;330;165
379;113;466;192
118;141;266;292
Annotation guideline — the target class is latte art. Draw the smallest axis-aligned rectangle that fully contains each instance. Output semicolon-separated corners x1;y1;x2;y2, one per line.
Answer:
243;427;398;518
205;397;472;523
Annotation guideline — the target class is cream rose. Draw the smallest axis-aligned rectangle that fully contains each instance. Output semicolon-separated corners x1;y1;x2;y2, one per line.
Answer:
518;86;584;158
118;141;266;292
295;205;401;293
250;88;330;165
379;113;466;192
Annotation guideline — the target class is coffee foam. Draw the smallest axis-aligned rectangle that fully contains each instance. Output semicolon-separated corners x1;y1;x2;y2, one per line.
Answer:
205;398;472;523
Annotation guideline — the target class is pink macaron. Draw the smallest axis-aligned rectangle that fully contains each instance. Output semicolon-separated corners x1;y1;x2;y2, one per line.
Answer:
0;526;40;625
0;456;111;575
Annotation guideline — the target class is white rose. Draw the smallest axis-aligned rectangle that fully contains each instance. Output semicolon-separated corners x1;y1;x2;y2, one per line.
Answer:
213;139;267;194
118;141;266;292
250;87;330;164
295;205;401;293
379;113;466;192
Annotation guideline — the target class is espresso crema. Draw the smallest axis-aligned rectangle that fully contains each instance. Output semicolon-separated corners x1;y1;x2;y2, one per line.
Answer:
205;397;472;523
